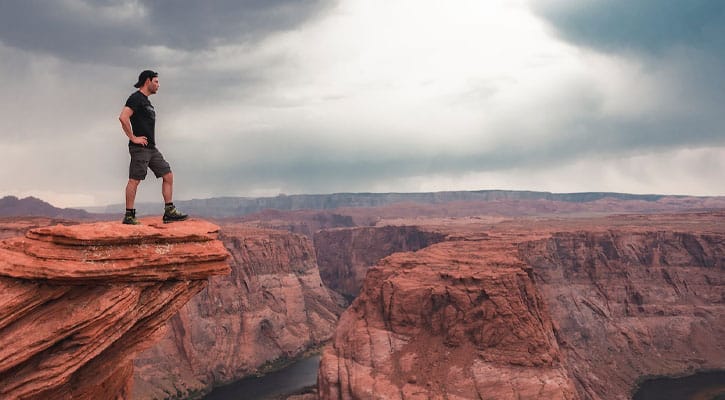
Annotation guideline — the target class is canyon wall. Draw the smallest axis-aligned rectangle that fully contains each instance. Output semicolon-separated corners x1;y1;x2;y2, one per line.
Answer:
133;225;343;399
239;210;356;238
319;219;725;399
314;226;447;298
318;238;577;399
519;230;725;399
0;219;230;400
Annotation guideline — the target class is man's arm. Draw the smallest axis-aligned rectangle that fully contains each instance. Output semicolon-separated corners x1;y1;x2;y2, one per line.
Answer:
119;106;148;146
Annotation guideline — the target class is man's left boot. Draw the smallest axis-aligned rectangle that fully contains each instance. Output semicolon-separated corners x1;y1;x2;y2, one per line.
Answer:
163;203;188;223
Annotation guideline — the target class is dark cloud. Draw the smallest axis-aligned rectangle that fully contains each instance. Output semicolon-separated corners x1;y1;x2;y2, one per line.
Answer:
532;0;725;56
146;0;332;49
530;0;725;163
0;1;142;63
0;0;334;64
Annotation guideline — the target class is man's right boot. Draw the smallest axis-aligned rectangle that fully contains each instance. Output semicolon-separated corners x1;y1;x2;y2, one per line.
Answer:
122;209;141;225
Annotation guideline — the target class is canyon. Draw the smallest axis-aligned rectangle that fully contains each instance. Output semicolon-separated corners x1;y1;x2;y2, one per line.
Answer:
132;223;343;399
0;194;723;399
318;212;725;399
0;219;230;399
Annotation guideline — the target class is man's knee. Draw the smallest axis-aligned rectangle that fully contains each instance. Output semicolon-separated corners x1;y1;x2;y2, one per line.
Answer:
162;172;173;183
127;179;141;188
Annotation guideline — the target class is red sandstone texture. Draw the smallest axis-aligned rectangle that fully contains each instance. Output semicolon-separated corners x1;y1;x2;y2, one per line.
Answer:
314;226;447;298
318;212;725;399
133;224;343;399
0;219;230;400
519;229;725;399
319;238;577;399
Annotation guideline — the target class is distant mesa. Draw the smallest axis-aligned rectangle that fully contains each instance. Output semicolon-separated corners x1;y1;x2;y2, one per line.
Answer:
94;190;725;218
0;196;91;219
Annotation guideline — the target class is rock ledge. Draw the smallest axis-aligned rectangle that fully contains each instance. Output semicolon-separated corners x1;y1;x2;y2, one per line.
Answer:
0;218;230;282
0;218;230;399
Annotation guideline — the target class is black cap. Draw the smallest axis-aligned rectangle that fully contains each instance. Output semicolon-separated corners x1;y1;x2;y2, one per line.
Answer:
134;70;158;88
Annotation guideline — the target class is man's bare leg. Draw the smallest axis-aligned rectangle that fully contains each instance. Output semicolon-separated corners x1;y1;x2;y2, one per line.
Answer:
161;172;188;222
123;179;142;224
162;172;173;204
126;179;141;209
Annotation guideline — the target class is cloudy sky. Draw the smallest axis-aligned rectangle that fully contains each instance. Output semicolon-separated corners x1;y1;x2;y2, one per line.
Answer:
1;0;724;207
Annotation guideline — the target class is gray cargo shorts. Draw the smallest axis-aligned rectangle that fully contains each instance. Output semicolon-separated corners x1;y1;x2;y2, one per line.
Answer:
128;146;172;180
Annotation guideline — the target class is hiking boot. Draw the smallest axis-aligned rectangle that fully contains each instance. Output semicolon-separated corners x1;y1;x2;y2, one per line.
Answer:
163;204;188;223
122;210;141;225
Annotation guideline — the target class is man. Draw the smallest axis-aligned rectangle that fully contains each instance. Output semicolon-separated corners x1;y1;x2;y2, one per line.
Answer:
119;70;188;225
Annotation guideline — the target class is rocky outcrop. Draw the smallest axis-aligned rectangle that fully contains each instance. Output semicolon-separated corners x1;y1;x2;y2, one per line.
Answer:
318;238;578;400
314;226;447;298
133;225;343;399
0;219;230;400
519;230;725;400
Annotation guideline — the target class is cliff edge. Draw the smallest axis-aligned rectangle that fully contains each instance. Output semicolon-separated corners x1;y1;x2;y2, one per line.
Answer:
0;219;230;400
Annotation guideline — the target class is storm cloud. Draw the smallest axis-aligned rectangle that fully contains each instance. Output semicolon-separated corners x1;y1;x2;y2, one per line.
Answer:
0;0;333;64
531;0;725;56
527;0;725;175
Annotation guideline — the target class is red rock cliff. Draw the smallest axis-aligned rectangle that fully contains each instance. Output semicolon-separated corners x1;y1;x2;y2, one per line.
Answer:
318;236;577;399
0;219;230;400
133;224;342;399
519;230;725;399
314;226;447;299
318;215;725;400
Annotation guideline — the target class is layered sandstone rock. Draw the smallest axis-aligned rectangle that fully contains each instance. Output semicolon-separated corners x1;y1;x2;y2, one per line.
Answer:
318;213;725;400
0;219;230;400
318;237;578;400
314;226;447;299
519;230;725;400
0;217;77;240
133;225;342;399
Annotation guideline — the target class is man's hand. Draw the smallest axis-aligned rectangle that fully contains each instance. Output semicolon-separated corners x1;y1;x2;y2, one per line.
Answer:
120;106;147;146
131;135;148;146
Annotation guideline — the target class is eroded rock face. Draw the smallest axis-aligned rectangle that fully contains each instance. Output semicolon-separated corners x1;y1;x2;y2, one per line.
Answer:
519;230;725;400
318;218;725;400
318;238;578;400
314;226;447;299
133;225;343;399
0;219;230;400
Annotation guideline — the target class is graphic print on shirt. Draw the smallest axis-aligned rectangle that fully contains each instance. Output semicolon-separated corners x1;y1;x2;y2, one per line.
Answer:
145;104;155;120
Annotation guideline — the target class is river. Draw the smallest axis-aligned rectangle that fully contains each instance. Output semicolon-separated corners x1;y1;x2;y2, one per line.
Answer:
633;371;725;400
202;355;320;400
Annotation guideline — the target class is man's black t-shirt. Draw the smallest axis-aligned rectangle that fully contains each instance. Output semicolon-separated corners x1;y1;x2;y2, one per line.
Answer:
125;91;156;147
